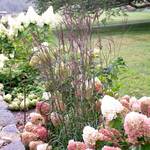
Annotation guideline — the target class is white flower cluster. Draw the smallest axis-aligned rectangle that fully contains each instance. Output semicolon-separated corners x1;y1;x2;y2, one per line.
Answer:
32;42;49;52
42;92;51;100
82;126;101;147
0;24;7;37
0;83;4;91
0;6;62;39
0;54;8;69
101;95;124;121
37;143;52;150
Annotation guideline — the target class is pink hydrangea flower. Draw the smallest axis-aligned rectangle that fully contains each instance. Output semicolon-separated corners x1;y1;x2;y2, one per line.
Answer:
129;97;137;109
36;101;52;115
102;146;121;150
67;140;86;150
120;99;130;109
124;112;149;144
99;129;114;141
140;97;150;117
98;128;121;144
131;101;141;112
121;95;130;102
33;126;48;140
143;118;150;137
29;112;45;125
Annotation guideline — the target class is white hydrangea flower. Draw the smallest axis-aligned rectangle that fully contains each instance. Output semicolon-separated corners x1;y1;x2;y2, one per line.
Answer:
0;54;8;69
0;24;6;31
1;15;22;37
82;126;101;147
0;24;7;35
42;6;62;27
0;15;11;24
36;18;44;28
41;42;49;51
31;42;49;53
32;46;38;52
0;83;4;91
7;28;16;39
15;13;25;31
9;52;15;59
37;143;51;150
42;92;51;100
0;5;62;37
4;94;12;102
25;6;40;25
101;95;124;121
42;6;54;25
51;13;62;27
23;16;30;28
42;42;49;47
16;12;26;25
7;16;17;28
0;62;4;69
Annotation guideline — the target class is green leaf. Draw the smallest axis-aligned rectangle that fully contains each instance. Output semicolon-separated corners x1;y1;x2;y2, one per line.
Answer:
141;144;150;150
96;141;112;150
109;116;123;131
131;144;150;150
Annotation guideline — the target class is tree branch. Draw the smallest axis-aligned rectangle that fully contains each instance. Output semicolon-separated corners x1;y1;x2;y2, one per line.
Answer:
129;1;150;8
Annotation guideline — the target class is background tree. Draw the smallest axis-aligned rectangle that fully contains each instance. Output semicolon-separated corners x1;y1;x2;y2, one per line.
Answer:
33;0;150;13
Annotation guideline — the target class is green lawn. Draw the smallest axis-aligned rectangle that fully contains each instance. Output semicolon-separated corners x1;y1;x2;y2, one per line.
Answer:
118;29;150;98
95;26;150;98
109;11;150;24
100;11;150;25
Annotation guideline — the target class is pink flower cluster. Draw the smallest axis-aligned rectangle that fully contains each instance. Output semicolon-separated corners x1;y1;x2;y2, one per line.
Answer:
21;112;50;150
36;101;64;127
98;128;121;144
124;112;150;144
67;95;150;150
67;140;121;150
67;126;122;150
67;140;86;150
120;95;150;116
82;126;103;148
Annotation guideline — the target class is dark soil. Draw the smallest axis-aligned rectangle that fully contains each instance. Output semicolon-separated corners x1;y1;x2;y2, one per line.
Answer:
12;109;35;132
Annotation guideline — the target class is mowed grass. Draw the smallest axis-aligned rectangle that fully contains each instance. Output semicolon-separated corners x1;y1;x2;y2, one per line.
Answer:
107;11;150;25
118;30;150;98
94;26;150;98
101;11;150;25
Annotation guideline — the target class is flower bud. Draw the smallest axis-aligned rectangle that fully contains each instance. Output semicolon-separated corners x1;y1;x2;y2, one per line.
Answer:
50;112;63;127
141;100;150;117
21;132;38;145
29;141;44;150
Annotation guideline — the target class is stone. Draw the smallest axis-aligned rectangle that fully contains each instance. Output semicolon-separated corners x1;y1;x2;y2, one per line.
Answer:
0;140;25;150
0;140;5;148
0;96;3;101
0;132;20;142
2;124;19;133
0;126;3;131
0;110;16;127
0;139;11;148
